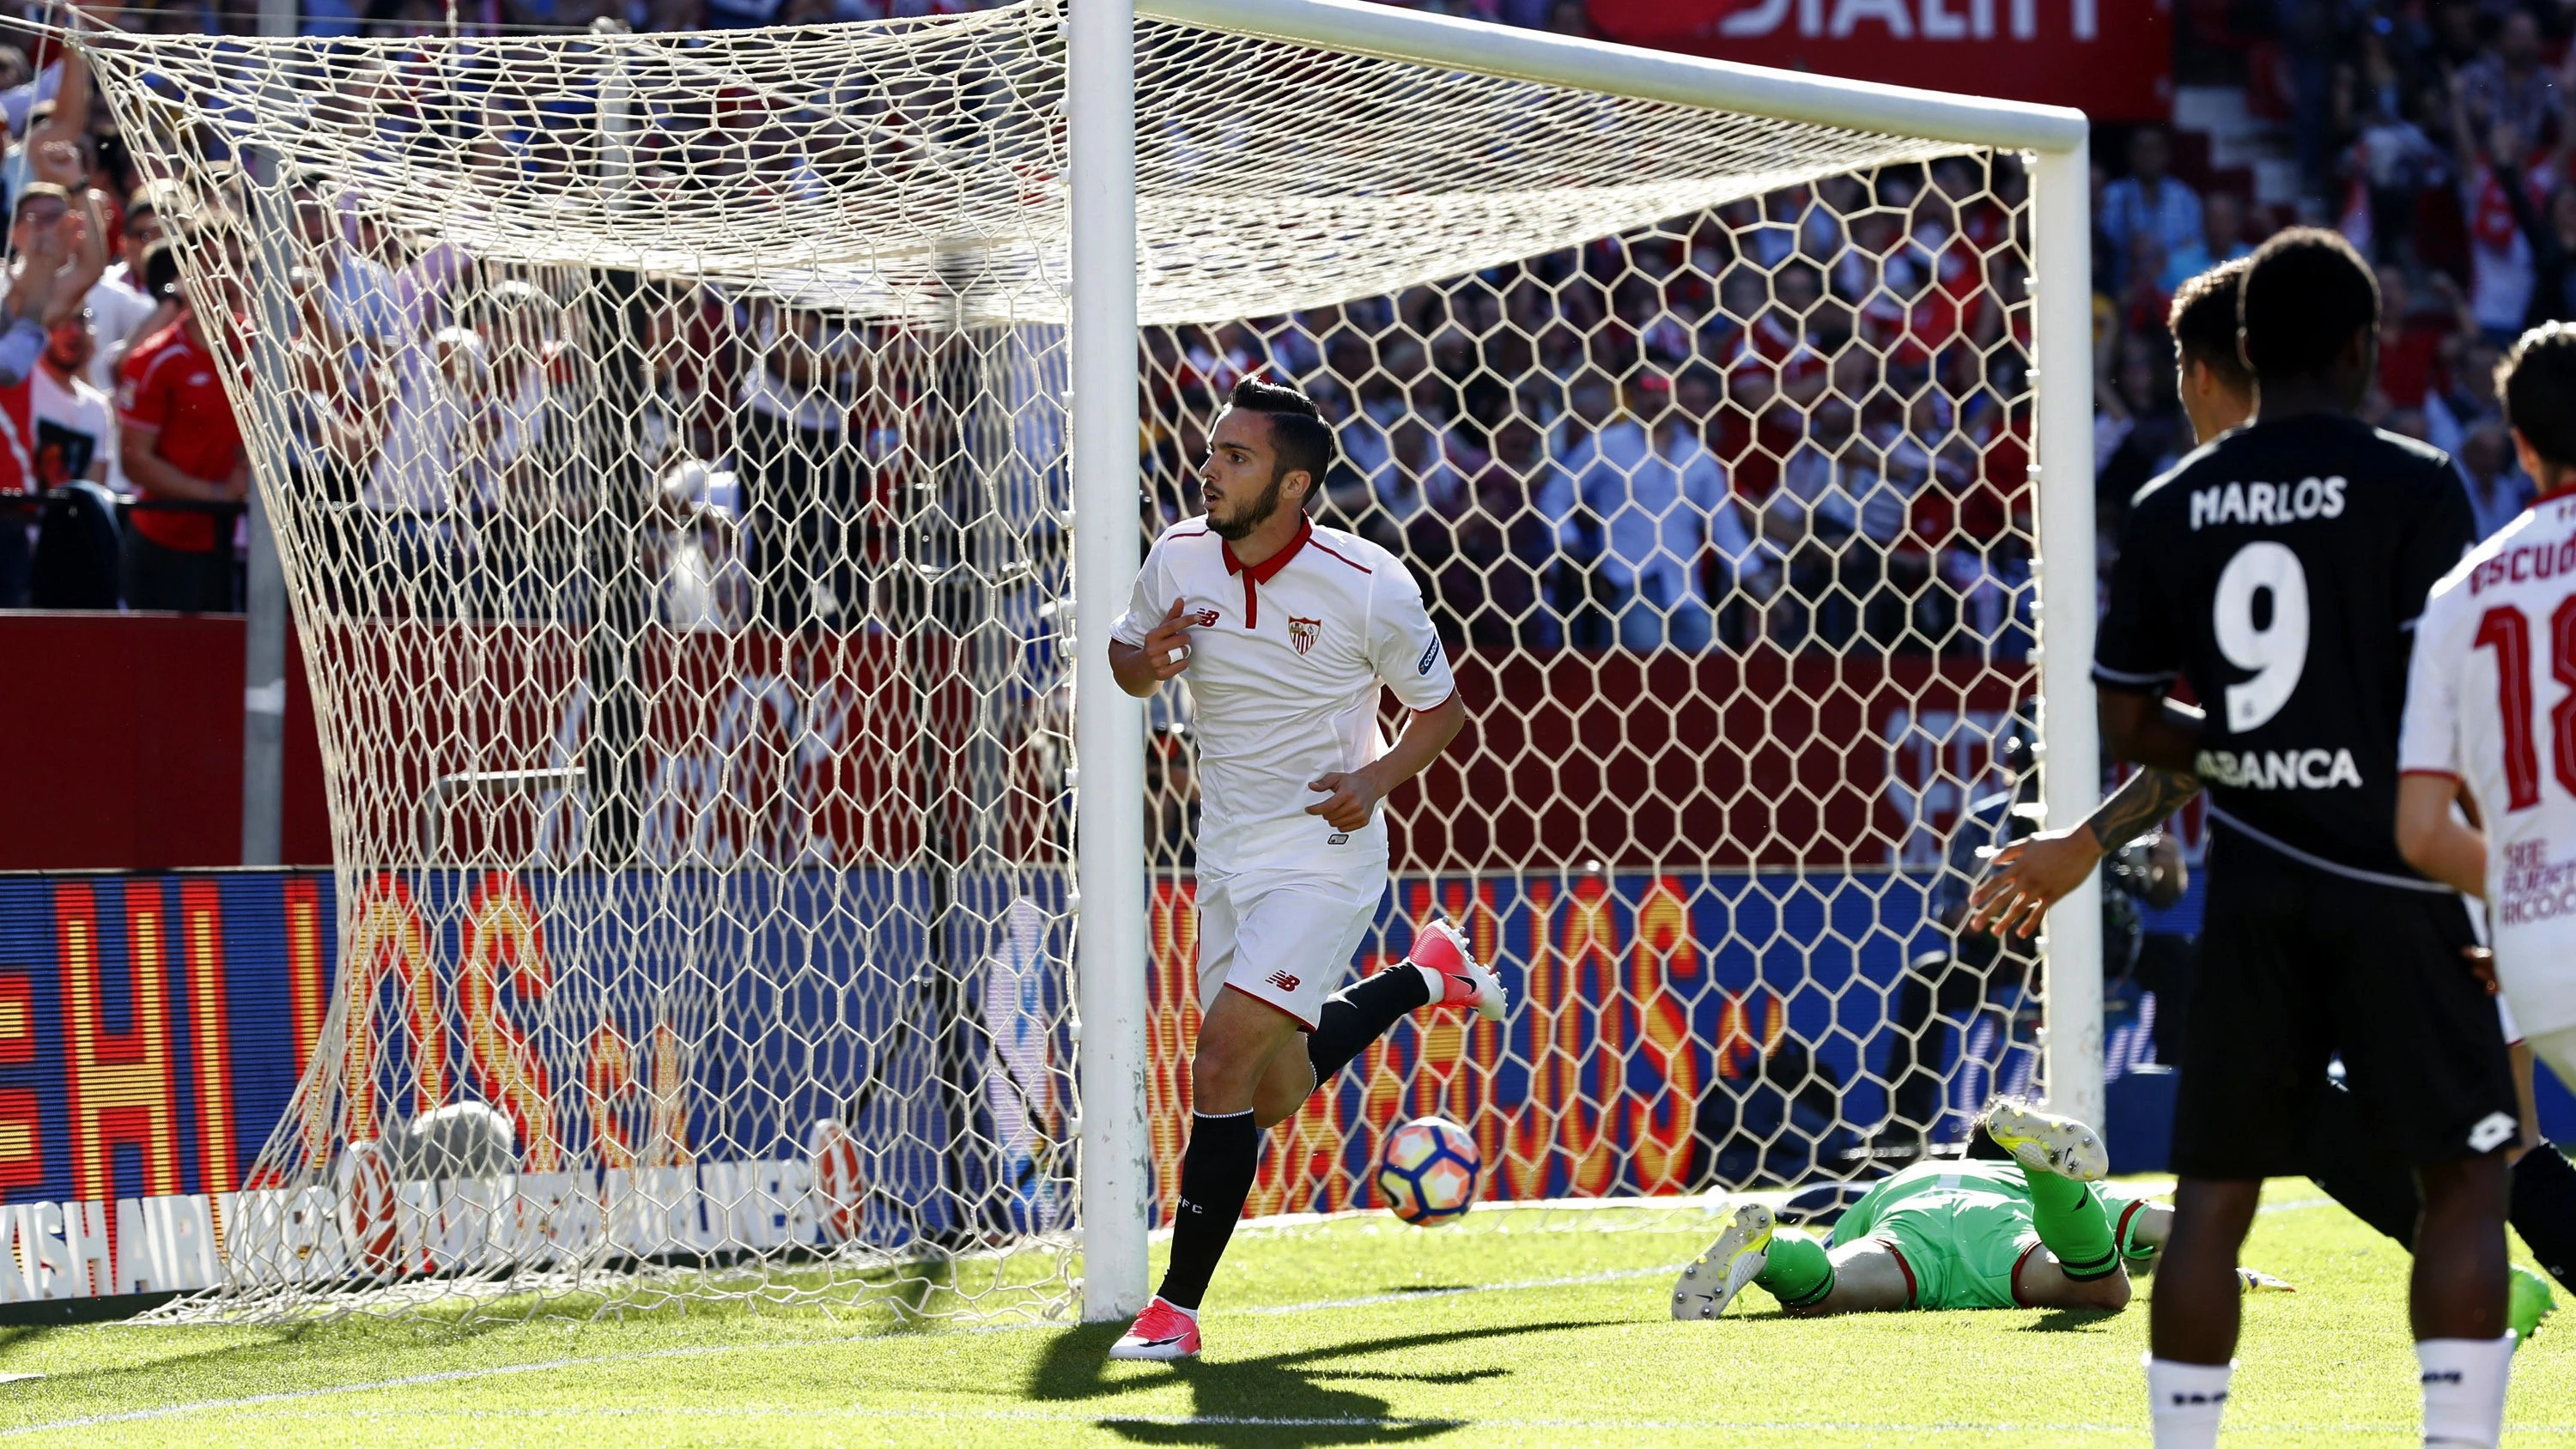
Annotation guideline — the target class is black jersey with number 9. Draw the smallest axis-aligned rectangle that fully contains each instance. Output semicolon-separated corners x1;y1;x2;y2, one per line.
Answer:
2093;413;2475;884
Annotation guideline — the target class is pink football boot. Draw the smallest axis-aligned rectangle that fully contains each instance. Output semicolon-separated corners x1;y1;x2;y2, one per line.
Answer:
1409;918;1507;1022
1108;1295;1202;1361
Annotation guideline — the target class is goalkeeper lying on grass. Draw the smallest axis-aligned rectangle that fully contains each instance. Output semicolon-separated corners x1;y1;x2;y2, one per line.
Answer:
1671;1100;2279;1319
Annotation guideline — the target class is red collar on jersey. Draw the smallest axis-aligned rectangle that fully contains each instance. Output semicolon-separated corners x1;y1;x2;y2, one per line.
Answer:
1218;516;1312;629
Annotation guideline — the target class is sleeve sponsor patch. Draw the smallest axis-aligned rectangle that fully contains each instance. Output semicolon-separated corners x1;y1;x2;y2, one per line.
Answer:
1418;640;1438;676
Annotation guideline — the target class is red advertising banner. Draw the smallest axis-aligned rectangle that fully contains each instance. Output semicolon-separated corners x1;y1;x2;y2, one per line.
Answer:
1588;0;2173;121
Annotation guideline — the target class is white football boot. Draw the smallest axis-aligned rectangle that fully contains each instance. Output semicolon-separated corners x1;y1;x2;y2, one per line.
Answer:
1983;1097;2109;1183
1671;1201;1775;1321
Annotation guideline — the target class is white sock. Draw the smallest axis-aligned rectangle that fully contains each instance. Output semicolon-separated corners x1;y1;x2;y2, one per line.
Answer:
2146;1356;2232;1449
2419;1335;2513;1448
1414;961;1445;1001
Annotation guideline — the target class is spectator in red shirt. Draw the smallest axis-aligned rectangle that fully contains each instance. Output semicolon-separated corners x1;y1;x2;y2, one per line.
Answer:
115;238;245;614
0;180;94;605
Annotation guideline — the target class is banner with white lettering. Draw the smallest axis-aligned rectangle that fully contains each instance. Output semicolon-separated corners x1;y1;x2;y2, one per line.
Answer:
1588;0;2172;121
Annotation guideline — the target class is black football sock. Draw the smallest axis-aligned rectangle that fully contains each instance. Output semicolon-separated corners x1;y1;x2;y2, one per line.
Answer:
1153;1110;1261;1313
2512;1144;2576;1291
1307;966;1433;1086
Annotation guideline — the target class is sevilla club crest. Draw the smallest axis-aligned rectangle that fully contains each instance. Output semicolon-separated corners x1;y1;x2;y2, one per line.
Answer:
1287;616;1322;656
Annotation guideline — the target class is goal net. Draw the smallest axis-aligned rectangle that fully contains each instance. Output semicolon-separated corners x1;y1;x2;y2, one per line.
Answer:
79;0;2093;1324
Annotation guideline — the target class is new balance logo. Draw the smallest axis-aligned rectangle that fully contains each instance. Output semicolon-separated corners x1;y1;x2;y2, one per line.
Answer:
2470;1111;2518;1153
1266;970;1301;992
1194;609;1218;627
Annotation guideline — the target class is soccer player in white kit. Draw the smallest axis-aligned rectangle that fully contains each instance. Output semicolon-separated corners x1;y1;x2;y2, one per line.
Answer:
1103;377;1504;1361
2400;322;2576;1127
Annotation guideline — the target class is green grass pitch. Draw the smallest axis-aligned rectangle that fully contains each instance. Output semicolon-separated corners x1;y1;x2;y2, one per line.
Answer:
3;1179;2572;1446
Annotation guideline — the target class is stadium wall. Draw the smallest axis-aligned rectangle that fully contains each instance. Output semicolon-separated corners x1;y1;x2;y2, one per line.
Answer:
0;616;2019;876
0;616;330;870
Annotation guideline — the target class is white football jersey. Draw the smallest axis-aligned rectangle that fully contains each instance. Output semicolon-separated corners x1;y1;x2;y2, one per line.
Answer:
1111;516;1456;876
2401;492;2576;1037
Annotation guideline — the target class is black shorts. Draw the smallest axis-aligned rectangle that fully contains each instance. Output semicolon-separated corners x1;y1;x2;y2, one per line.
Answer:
2169;830;2517;1179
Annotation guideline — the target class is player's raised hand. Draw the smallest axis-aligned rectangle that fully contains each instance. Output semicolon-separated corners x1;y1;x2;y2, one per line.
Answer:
1304;770;1382;832
1143;597;1194;681
1964;828;2104;939
30;139;82;190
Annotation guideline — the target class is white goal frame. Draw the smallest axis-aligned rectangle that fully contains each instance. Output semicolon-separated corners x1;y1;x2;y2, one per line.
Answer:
1069;0;2098;1322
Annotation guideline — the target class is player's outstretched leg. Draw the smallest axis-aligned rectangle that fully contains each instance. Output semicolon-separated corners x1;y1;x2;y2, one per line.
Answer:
1112;989;1298;1361
1984;1100;2120;1285
1671;1203;1858;1319
1302;919;1505;1095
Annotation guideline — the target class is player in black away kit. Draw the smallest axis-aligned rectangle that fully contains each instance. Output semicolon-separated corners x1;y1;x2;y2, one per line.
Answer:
2091;230;2519;1449
1973;257;2568;1349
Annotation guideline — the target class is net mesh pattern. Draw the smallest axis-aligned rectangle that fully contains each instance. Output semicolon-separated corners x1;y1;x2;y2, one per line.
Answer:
76;3;2055;1322
1138;160;2051;1223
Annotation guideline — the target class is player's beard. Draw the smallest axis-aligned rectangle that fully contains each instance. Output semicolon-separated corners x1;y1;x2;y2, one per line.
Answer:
1206;468;1288;542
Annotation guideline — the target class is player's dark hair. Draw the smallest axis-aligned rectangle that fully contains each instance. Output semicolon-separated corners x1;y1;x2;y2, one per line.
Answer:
1226;374;1334;505
2496;321;2576;473
2239;227;2379;382
2167;258;2253;395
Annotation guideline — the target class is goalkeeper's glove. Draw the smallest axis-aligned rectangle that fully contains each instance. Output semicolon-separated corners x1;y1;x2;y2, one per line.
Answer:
2237;1267;2294;1294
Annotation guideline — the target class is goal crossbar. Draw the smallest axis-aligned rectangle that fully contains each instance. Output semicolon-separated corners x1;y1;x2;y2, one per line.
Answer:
1139;0;2089;154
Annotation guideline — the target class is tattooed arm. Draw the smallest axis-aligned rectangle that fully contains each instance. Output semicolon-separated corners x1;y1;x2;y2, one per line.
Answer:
1964;766;2203;940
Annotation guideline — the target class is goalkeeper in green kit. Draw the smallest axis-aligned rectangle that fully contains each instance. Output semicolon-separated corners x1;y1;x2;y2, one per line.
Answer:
1673;1100;2282;1318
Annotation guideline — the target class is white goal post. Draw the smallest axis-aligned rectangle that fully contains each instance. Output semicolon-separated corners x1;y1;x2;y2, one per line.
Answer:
1073;0;2097;1321
64;0;2099;1327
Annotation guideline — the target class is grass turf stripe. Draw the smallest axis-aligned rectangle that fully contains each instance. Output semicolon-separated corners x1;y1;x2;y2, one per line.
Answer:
0;1264;1678;1438
100;1406;2576;1435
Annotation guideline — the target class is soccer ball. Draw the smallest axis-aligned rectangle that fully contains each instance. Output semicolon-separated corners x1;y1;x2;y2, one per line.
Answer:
394;1101;516;1184
1376;1116;1481;1227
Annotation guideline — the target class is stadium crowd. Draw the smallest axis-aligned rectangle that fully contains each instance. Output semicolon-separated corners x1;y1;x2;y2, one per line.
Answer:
0;0;2553;657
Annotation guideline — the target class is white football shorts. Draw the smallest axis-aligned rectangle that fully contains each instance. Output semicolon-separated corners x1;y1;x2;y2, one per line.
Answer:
1194;871;1382;1029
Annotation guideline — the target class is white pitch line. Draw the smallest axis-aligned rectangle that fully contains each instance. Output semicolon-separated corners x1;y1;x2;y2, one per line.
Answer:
0;1264;1672;1439
1236;1264;1671;1314
0;1192;2366;1440
139;1406;2576;1437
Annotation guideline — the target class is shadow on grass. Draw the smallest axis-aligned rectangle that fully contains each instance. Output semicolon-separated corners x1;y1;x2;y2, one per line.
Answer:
1025;1318;1603;1448
2021;1307;2127;1332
